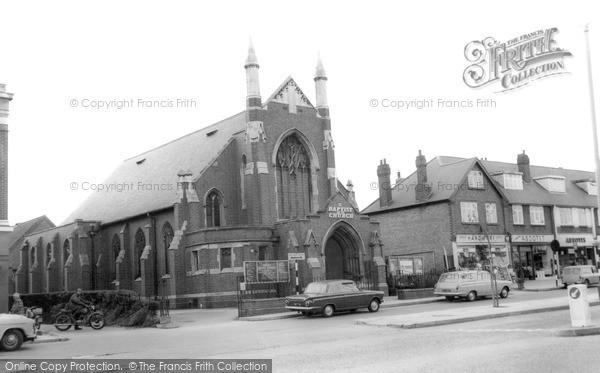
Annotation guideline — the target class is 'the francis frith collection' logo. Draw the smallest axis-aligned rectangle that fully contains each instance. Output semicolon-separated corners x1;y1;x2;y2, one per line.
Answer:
463;27;572;92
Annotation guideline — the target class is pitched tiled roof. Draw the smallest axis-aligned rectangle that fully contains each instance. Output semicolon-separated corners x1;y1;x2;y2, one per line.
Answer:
0;216;55;251
362;157;479;214
481;160;597;208
62;111;247;225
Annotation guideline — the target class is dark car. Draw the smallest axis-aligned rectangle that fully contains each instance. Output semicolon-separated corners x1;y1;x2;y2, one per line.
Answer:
285;280;385;317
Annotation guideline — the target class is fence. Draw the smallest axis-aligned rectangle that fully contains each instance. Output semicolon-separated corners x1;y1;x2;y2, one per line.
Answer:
388;269;441;295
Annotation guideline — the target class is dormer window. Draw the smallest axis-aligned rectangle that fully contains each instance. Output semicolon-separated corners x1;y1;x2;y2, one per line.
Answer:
534;175;566;193
468;171;484;189
548;178;566;193
503;173;523;190
575;180;597;196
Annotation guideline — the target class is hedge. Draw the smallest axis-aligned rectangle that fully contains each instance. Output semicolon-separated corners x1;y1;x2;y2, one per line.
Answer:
8;290;159;328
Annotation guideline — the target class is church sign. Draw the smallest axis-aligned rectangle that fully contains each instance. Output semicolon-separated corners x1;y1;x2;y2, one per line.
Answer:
328;205;354;219
243;260;289;284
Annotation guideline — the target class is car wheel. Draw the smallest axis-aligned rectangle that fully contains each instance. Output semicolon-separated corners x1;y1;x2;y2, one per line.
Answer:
466;291;477;302
1;330;23;351
445;296;455;301
499;287;509;298
368;299;380;313
322;305;334;318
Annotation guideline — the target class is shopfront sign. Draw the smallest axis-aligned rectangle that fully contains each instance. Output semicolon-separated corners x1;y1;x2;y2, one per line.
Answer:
511;234;554;243
557;234;594;247
456;234;506;244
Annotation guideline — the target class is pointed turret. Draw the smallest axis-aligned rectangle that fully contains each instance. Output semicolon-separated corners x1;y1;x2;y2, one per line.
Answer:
314;53;328;113
244;38;261;108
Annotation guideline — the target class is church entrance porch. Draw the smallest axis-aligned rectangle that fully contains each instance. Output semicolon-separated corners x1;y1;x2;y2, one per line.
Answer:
323;222;367;286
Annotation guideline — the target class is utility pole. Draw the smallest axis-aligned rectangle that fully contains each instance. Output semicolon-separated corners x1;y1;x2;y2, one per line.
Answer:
584;24;600;260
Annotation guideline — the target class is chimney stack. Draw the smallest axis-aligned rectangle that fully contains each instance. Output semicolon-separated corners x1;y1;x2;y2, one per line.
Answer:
415;150;431;203
377;159;392;207
395;171;403;186
0;83;13;229
517;150;531;183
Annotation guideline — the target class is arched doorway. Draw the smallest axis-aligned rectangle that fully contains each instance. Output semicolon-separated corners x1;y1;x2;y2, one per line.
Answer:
323;222;362;281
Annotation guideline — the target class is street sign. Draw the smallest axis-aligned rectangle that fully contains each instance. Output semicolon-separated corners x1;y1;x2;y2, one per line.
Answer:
288;253;306;261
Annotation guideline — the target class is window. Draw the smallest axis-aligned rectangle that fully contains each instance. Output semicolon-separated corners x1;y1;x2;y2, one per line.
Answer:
549;178;566;193
30;247;37;268
191;251;200;272
220;248;232;270
63;239;70;264
530;206;545;225
504;174;523;190
162;223;174;275
134;229;146;278
46;243;52;265
461;202;479;223
258;246;267;261
485;203;497;224
342;282;360;292
111;235;120;281
276;134;312;219
512;205;524;225
206;190;223;227
468;171;484;189
241;155;247;210
559;207;573;226
576;208;590;227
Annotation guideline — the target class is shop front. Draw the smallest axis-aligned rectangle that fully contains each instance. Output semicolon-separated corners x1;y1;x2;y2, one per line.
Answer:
452;235;510;279
556;234;597;268
510;235;555;280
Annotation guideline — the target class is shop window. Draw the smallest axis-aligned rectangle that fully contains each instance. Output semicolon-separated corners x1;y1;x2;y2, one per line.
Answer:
485;203;497;224
468;171;484;189
460;202;479;223
503;173;523;190
220;248;232;270
530;206;545;225
512;205;524;225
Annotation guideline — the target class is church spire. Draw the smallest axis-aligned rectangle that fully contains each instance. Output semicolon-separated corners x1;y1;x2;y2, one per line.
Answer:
244;38;261;107
314;53;328;112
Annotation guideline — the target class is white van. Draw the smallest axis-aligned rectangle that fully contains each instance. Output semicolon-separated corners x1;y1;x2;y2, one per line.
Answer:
434;270;513;301
561;265;600;287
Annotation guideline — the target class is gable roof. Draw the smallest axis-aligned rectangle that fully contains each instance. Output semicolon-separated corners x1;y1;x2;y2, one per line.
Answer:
264;76;315;109
481;160;598;208
62;111;247;225
362;157;484;214
0;216;55;252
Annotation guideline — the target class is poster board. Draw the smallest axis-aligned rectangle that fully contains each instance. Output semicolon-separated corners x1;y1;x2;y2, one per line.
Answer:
244;260;290;283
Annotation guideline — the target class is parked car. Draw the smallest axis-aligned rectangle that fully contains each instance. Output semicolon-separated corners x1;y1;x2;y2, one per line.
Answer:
561;265;600;287
433;270;513;301
0;314;37;351
285;280;385;317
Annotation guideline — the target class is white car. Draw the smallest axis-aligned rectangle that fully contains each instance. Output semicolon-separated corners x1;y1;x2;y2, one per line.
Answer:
434;270;513;301
0;314;37;351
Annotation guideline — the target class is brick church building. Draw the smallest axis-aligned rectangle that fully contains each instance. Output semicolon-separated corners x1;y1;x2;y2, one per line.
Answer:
14;43;387;307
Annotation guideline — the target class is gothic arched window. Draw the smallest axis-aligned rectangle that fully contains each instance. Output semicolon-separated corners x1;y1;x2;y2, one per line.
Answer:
63;239;70;264
30;247;37;268
134;229;146;278
162;223;174;275
46;243;52;266
111;235;120;280
276;135;312;219
206;190;224;227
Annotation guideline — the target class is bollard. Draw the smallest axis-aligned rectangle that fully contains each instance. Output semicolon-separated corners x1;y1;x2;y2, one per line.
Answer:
567;284;591;327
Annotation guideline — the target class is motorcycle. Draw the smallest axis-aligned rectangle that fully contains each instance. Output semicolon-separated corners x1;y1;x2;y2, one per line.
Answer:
53;304;105;331
24;307;43;334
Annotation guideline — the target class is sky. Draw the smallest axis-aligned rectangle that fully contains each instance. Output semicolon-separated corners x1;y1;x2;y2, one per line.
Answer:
1;0;599;226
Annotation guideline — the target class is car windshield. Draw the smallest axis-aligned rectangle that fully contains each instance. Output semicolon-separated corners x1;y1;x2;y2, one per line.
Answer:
439;273;459;283
304;283;328;294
